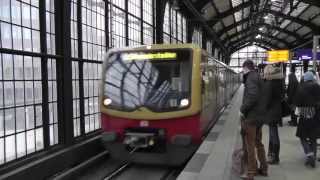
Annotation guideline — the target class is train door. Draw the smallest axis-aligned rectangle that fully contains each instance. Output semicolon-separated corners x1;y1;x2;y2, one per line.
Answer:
208;57;218;118
200;53;214;132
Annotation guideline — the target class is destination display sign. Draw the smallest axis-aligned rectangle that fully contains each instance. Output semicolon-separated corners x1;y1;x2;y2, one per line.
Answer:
267;50;289;62
122;52;177;61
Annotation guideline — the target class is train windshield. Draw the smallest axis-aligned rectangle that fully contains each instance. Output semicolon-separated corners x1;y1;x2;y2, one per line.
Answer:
103;49;192;112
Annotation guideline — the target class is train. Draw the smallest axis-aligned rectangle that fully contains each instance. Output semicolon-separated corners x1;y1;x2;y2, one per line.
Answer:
100;44;240;166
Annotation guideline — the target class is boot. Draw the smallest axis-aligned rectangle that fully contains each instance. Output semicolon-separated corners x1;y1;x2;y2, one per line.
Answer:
306;156;316;168
240;174;254;180
267;153;279;165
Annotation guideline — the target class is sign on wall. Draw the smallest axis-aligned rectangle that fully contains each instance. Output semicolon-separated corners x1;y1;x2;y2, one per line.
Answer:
267;50;289;62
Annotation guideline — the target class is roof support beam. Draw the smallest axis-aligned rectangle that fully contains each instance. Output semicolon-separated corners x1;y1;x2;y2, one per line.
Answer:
264;9;319;31
207;1;253;26
222;23;303;44
231;40;280;54
194;0;212;10
182;0;229;53
229;34;283;50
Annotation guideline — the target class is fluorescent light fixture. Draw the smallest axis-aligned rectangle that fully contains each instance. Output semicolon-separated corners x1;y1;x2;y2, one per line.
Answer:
103;98;112;106
180;98;189;107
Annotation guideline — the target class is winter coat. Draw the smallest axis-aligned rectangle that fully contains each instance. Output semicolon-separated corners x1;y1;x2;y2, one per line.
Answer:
261;79;284;125
293;81;320;139
293;81;320;107
240;71;264;125
260;65;285;125
286;73;299;105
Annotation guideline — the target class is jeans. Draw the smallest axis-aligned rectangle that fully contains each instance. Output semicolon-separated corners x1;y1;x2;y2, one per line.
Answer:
300;138;317;158
242;121;268;177
268;123;280;159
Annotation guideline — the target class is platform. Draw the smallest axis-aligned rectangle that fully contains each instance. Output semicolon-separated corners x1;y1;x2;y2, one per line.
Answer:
177;86;320;180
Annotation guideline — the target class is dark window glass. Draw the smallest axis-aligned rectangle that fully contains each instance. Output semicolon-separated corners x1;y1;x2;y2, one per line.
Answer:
103;49;192;112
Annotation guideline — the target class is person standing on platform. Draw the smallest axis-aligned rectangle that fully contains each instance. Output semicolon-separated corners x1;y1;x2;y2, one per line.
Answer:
287;65;299;126
263;64;285;165
294;71;320;168
240;60;268;180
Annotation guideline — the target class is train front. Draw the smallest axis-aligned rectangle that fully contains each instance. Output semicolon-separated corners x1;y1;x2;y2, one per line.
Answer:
100;45;202;166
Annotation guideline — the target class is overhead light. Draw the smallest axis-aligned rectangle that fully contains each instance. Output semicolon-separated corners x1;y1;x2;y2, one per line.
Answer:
264;15;269;19
255;34;262;39
259;27;264;31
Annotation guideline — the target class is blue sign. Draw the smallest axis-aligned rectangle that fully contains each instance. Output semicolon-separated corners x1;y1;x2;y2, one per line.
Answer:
295;49;320;60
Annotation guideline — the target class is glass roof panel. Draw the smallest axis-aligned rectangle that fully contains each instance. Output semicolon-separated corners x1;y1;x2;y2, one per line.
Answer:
280;19;291;28
231;0;242;8
234;10;242;22
290;2;309;17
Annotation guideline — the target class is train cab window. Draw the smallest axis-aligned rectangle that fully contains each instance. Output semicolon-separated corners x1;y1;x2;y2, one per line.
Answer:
103;49;192;112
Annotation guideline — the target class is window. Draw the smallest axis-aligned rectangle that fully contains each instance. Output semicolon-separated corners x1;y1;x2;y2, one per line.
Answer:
192;28;202;47
108;0;155;47
0;0;58;165
163;2;187;44
230;45;268;73
71;0;106;136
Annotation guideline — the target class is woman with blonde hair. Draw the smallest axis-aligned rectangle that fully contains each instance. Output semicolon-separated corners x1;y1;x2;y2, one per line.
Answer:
262;63;285;164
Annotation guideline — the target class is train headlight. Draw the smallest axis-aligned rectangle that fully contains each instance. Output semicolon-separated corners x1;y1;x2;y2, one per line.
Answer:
103;98;112;106
180;98;189;107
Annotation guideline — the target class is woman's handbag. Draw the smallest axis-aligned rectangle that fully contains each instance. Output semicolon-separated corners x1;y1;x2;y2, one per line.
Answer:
281;99;291;117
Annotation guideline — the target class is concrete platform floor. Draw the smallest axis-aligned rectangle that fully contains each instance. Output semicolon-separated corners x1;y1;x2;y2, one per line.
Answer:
178;86;320;180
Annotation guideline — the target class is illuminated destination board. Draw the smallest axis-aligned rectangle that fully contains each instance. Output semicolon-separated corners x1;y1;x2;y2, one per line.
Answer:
122;52;177;61
267;50;289;62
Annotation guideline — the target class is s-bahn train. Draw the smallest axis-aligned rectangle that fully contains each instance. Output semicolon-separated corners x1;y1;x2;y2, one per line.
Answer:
100;44;240;166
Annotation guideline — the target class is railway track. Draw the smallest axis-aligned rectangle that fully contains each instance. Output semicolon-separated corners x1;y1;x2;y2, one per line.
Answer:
101;163;180;180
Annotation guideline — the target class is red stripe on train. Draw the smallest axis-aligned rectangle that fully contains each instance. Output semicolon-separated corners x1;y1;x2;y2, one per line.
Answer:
101;113;202;143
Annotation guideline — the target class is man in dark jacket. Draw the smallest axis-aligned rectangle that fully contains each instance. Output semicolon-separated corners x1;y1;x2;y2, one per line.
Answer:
287;66;299;126
240;60;268;180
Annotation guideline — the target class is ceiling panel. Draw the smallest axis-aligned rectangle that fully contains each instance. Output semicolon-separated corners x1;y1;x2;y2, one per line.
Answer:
311;16;320;26
213;22;223;32
213;0;231;13
222;15;235;27
237;25;242;32
202;3;217;20
286;36;296;43
228;28;237;36
285;22;302;32
290;2;309;17
296;26;311;36
231;0;242;7
299;6;320;21
277;32;287;39
280;19;291;28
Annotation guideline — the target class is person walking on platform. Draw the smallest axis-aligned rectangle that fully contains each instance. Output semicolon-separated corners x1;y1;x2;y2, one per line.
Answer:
240;60;268;180
294;71;320;168
287;65;299;126
262;64;285;165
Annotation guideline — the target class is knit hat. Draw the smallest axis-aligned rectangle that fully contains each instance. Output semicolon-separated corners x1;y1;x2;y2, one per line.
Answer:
263;64;284;80
303;71;315;82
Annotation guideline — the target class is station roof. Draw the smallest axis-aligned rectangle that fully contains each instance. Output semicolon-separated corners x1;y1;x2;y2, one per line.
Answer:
190;0;320;53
